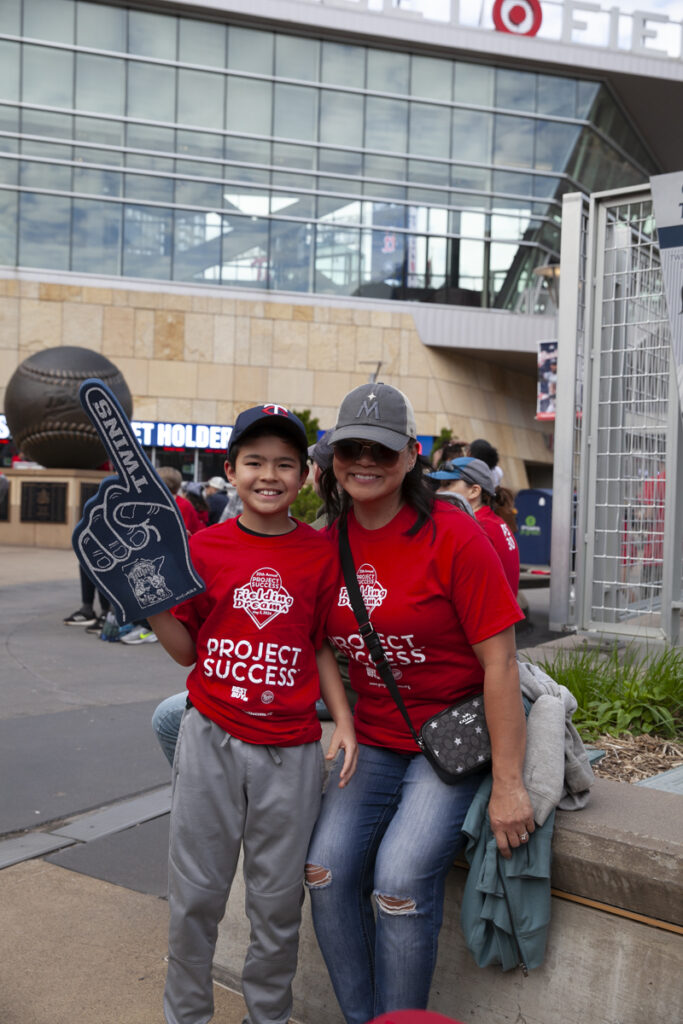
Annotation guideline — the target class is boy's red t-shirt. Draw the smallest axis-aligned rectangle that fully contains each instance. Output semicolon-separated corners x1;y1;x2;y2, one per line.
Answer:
474;505;521;595
172;518;337;745
325;503;523;753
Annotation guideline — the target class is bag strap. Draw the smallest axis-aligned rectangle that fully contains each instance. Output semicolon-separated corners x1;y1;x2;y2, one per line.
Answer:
338;521;424;751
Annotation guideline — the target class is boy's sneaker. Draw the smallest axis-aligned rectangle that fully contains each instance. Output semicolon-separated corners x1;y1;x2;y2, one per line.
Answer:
121;625;158;645
63;608;97;626
85;614;106;635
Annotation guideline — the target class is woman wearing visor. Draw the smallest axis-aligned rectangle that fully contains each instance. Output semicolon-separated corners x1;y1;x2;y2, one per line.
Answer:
305;382;532;1024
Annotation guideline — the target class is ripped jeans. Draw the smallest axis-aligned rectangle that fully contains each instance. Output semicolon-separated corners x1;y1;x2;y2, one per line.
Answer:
305;743;479;1024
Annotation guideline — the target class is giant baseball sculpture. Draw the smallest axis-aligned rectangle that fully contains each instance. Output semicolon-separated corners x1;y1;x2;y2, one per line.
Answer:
72;379;205;624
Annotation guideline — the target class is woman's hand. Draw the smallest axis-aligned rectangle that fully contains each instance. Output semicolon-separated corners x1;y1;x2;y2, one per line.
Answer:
487;778;535;859
325;716;358;788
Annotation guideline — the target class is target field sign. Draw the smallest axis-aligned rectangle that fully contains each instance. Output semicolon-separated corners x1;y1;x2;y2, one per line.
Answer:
493;0;543;37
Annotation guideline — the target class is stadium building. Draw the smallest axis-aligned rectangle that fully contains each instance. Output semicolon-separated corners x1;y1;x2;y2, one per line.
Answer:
1;0;682;486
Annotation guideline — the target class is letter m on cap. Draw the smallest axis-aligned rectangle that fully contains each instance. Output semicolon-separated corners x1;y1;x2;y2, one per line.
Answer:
357;398;379;419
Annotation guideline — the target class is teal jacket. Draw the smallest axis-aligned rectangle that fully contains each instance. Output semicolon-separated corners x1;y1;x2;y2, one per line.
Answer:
460;774;555;973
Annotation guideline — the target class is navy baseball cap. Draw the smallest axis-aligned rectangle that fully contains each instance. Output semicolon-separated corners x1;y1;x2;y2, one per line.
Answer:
227;404;308;461
430;457;496;496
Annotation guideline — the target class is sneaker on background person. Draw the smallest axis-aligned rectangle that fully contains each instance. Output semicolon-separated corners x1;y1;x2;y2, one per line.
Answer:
121;624;158;645
85;613;107;635
63;607;97;626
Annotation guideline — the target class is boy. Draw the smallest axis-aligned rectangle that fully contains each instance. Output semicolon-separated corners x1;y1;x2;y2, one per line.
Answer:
149;404;357;1024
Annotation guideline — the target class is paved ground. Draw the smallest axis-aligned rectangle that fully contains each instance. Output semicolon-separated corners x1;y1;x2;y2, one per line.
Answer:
0;544;563;1024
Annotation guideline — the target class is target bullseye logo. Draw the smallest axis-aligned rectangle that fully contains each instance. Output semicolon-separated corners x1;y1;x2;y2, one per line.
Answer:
493;0;543;36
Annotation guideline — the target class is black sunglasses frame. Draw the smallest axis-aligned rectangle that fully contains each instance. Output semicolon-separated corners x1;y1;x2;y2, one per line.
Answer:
332;439;404;466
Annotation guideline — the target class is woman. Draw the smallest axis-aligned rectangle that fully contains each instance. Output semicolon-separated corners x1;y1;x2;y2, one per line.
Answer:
305;382;533;1024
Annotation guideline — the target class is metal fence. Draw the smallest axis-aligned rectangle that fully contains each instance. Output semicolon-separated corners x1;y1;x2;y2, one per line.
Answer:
550;185;682;644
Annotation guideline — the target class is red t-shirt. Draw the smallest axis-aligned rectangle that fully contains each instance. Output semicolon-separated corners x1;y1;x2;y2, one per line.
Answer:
176;494;204;534
475;505;520;594
172;518;337;745
325;503;523;752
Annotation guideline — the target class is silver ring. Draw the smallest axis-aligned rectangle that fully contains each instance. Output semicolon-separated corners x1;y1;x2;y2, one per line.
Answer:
520;832;529;842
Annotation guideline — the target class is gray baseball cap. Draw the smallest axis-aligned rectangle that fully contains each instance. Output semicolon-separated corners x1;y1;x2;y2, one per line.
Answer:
430;457;496;496
329;383;417;451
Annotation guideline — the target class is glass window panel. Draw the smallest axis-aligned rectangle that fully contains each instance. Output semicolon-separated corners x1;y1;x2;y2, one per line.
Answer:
577;81;600;119
227;27;273;74
0;0;20;34
368;202;406;230
532;174;562;199
274;84;318;141
319;92;364;148
178;18;226;67
315;224;360;296
72;198;121;274
125;154;174;203
367;49;409;95
24;0;74;44
408;160;449;187
364;155;406;200
273;143;315;170
175;178;222;208
365;97;408;153
318;180;361;207
226;78;272;135
223;186;270;217
177;130;223;161
407;186;444;205
123;205;172;279
411;55;452;101
0;190;18;265
406;227;427;290
126;123;174;153
76;55;125;117
318;149;362;176
128;11;177;60
409;103;450;158
454;237;485;296
174;210;223;283
489;241;522;305
454;63;493;106
360;228;405;295
321;42;365;87
451;109;492;164
493;115;534;168
0;154;19;185
272;192;315;218
427;236;447;289
127;63;175;122
495;68;536;112
77;2;126;50
20;141;72;190
175;157;220;181
536;75;576;117
21;108;72;139
178;69;225;130
75;116;124;148
19;192;71;269
275;35;319;82
451;165;491;195
73;156;122;197
0;42;20;102
0;105;19;142
490;209;531;240
224;138;270;177
270;219;314;292
318;197;362;223
23;46;73;108
492;169;534;196
534;121;580;173
220;214;269;288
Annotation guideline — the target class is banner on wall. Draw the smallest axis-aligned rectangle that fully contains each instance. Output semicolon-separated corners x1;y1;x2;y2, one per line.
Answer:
650;171;683;418
536;340;558;421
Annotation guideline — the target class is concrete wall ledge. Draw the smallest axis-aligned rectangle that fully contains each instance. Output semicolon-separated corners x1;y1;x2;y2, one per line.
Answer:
551;777;683;925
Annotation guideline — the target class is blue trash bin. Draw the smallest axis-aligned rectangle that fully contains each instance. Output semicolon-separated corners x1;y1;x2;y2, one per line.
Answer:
516;488;552;565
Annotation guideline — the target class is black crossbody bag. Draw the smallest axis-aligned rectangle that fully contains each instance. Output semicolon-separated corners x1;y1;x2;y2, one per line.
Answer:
339;522;491;785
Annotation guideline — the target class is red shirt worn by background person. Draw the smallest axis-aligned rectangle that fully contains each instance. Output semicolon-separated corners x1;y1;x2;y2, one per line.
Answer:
325;503;523;753
474;505;521;595
176;494;203;534
172;518;338;746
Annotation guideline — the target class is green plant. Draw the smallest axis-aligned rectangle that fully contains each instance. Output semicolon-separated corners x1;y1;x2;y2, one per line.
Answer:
535;643;683;742
289;483;322;524
293;409;320;447
429;428;453;459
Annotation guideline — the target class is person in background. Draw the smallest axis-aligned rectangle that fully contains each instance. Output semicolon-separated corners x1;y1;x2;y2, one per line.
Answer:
158;466;203;535
203;476;229;525
429;456;520;596
182;482;209;528
64;564;111;634
430;436;467;470
467;437;518;533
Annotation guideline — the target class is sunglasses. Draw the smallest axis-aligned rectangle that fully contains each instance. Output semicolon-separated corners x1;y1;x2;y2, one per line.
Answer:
333;440;404;466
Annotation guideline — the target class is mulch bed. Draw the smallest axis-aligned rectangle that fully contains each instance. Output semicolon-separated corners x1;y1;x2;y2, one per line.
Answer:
589;733;683;783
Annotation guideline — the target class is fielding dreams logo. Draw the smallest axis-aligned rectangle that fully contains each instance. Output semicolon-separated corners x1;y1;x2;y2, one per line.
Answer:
234;567;294;629
338;563;387;613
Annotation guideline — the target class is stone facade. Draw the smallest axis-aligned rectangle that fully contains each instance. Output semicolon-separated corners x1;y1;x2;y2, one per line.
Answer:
0;275;552;492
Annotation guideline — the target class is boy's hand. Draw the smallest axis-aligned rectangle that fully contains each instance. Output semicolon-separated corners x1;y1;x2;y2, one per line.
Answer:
325;717;358;787
72;379;205;624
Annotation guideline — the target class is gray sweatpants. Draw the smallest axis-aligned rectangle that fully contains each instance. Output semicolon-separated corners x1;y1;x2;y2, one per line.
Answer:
164;707;324;1024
